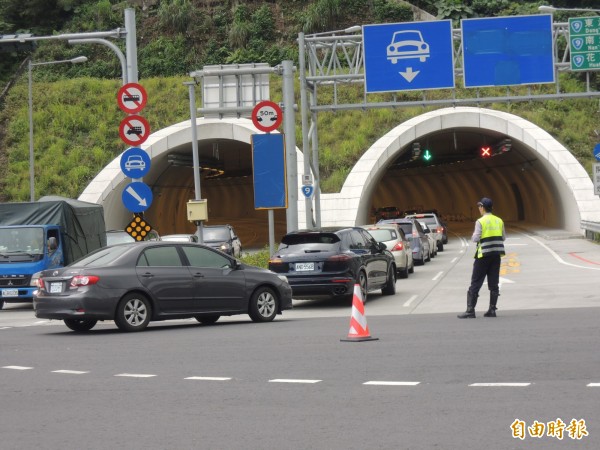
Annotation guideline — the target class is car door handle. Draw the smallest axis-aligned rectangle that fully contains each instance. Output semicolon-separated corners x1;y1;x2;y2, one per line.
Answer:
193;273;204;278
141;273;154;278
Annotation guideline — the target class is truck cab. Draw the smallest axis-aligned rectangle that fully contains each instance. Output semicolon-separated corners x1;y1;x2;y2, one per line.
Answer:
0;225;65;308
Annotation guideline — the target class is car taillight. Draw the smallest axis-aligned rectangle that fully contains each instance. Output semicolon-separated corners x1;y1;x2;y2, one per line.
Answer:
37;278;45;289
326;254;352;262
70;275;100;287
391;242;404;251
437;227;444;233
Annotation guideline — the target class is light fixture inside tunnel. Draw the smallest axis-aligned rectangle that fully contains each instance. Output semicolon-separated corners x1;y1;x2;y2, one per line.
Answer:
167;153;225;179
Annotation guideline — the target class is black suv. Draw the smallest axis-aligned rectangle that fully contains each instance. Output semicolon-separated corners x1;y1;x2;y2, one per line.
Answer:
202;224;242;258
268;226;396;302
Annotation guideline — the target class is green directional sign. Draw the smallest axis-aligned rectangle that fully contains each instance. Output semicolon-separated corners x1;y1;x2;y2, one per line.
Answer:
569;16;600;71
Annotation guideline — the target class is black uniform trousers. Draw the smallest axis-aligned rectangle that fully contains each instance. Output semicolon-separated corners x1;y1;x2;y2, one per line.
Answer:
468;254;501;297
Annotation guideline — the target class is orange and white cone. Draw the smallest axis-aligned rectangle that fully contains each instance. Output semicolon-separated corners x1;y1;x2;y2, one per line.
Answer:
341;284;378;342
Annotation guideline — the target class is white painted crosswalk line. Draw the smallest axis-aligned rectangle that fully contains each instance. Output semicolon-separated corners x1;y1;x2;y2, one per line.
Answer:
52;370;89;375
469;383;530;387
364;381;420;386
114;373;157;378
2;366;33;370
269;379;321;384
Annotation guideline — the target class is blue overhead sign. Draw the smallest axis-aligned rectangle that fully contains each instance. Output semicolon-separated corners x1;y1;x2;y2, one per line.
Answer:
363;20;454;93
462;15;554;88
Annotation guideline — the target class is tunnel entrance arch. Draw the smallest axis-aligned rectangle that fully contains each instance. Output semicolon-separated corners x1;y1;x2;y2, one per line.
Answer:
316;107;600;234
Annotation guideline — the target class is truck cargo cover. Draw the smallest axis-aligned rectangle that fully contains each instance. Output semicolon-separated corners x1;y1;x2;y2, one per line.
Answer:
0;196;106;264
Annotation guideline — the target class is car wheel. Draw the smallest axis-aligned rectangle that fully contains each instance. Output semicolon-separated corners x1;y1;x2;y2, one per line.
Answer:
0;299;4;310
408;259;414;273
64;318;97;332
438;241;444;252
195;315;220;325
248;287;278;322
358;271;368;302
425;250;431;263
114;293;151;332
398;257;409;279
415;250;425;266
381;265;396;295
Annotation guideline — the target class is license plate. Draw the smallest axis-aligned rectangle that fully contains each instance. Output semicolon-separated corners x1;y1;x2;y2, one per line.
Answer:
2;289;18;297
49;283;62;294
295;262;315;271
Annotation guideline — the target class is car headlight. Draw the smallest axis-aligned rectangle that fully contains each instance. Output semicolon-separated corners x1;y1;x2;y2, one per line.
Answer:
220;243;231;251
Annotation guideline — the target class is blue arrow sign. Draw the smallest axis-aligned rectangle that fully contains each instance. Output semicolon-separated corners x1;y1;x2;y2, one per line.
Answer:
462;15;554;88
120;147;151;179
301;185;314;198
122;181;153;213
594;143;600;162
363;20;454;93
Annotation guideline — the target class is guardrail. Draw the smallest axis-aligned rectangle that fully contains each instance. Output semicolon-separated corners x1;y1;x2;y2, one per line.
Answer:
581;220;600;241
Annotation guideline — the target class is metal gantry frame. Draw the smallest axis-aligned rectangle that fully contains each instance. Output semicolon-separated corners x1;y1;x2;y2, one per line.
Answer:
298;22;600;227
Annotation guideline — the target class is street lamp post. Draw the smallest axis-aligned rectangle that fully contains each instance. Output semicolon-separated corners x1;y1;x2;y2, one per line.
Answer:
28;56;87;202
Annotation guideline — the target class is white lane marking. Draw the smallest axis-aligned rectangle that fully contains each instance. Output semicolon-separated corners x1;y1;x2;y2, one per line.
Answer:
469;383;530;387
364;381;420;386
114;373;157;378
269;379;322;384
432;271;443;281
2;366;33;370
0;327;11;330
587;383;600;387
52;370;89;375
524;233;600;271
403;295;418;307
185;376;231;381
450;257;458;263
34;320;49;324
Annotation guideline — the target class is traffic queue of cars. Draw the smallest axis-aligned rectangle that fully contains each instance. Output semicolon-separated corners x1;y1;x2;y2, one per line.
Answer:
32;213;447;332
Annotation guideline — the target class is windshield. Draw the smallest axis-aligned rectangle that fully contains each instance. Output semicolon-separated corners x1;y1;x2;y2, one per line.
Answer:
106;231;135;245
365;229;395;242
203;227;230;241
0;227;45;254
71;245;131;267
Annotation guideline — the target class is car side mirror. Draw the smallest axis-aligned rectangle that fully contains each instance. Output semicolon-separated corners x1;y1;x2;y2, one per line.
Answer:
376;242;387;252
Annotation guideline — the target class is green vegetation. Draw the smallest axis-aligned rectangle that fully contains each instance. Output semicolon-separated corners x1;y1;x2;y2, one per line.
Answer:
240;246;271;269
1;0;600;202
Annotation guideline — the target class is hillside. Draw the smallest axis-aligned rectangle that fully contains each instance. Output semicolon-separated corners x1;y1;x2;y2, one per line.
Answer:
1;0;599;202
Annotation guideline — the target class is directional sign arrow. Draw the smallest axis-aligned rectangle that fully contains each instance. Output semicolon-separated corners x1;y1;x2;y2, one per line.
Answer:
400;67;420;82
126;185;148;207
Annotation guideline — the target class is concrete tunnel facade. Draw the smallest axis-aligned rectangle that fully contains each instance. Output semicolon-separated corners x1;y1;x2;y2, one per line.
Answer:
79;106;600;239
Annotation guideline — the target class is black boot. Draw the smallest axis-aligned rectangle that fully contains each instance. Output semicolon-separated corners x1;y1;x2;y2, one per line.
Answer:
457;292;478;319
484;291;499;317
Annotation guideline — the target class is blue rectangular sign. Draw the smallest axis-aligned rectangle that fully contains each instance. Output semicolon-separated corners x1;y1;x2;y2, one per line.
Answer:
462;15;555;88
251;133;287;209
363;20;455;93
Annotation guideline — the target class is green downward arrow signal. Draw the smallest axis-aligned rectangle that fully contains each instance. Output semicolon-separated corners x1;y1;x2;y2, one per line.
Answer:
423;149;432;161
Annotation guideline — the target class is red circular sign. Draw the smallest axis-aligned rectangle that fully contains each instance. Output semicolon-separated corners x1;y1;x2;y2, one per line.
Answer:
119;115;151;146
252;100;283;133
117;83;148;114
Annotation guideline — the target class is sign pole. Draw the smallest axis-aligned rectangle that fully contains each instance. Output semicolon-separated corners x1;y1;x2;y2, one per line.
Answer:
185;81;204;244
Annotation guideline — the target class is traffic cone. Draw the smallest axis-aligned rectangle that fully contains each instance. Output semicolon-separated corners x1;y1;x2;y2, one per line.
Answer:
341;284;378;342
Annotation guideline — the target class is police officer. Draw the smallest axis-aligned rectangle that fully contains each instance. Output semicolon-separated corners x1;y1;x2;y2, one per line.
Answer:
458;197;505;319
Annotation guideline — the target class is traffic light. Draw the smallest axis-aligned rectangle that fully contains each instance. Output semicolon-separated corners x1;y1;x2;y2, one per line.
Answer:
479;139;511;158
125;214;153;241
480;146;492;158
411;142;421;158
422;149;433;162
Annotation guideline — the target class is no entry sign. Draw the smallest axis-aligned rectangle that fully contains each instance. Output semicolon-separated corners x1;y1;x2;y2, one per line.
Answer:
119;115;151;146
117;83;148;114
252;100;283;133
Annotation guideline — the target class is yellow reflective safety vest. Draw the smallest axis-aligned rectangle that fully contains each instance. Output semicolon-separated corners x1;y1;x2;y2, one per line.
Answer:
476;214;505;259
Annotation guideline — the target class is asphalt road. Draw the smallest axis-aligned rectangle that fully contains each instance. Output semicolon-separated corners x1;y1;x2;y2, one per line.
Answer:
1;224;599;449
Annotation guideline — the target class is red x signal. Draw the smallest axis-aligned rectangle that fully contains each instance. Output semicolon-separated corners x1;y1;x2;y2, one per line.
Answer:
480;146;491;158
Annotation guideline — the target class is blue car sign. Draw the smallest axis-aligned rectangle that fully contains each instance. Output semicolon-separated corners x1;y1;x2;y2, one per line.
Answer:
120;147;151;178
